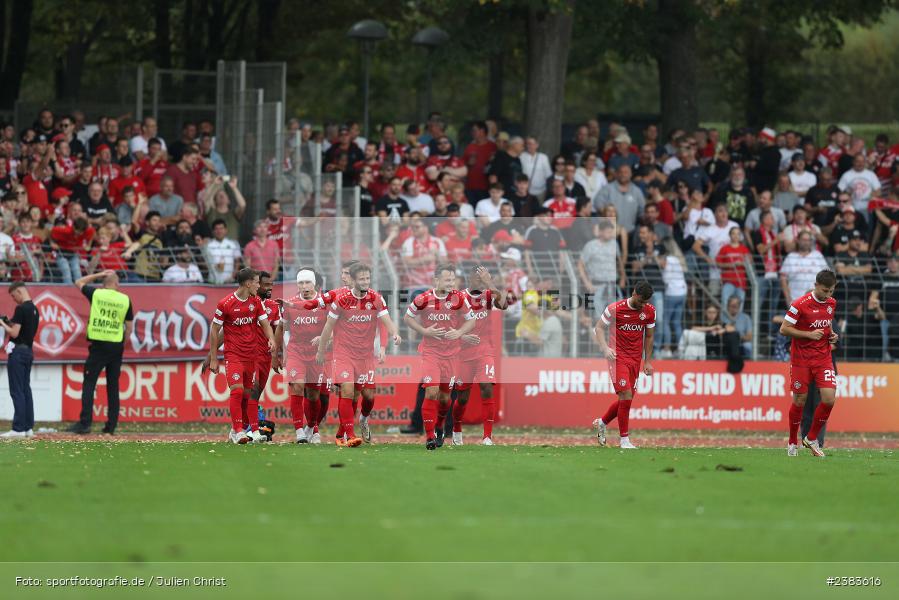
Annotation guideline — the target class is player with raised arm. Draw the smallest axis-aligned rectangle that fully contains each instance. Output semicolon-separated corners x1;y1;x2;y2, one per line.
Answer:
282;268;330;444
780;269;839;457
453;265;508;446
593;281;656;449
404;263;477;450
206;268;275;444
316;262;401;447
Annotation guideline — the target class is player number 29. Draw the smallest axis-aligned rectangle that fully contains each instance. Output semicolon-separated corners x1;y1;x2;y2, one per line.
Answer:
824;369;836;384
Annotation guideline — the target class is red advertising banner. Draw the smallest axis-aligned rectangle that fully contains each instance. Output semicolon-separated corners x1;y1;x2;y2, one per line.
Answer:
501;358;899;433
15;284;226;363
59;356;500;426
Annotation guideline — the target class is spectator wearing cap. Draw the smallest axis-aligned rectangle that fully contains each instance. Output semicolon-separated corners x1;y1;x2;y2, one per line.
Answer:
165;147;203;205
788;152;817;197
462;121;497;202
147;175;184;227
108;157;146;206
324;124;364;174
593;164;645;233
91;144;121;190
607;133;639;173
129;117;166;161
476;183;511;226
838;153;881;214
519;137;552;198
508;173;542;217
754;127;782;192
162;246;203;283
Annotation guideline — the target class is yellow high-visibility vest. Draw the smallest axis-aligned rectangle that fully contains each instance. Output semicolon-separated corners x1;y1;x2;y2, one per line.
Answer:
87;288;129;343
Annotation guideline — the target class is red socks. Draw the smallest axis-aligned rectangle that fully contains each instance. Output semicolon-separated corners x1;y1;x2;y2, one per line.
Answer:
452;400;467;433
361;396;375;418
788;403;803;444
807;402;834;441
338;396;356;439
290;394;304;431
482;398;495;438
423;398;438;440
241;391;250;429
601;400;619;425
247;396;259;432
304;397;320;433
617;399;632;438
229;387;245;432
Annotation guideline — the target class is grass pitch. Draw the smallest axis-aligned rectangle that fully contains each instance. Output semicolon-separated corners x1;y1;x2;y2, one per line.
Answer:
2;438;897;598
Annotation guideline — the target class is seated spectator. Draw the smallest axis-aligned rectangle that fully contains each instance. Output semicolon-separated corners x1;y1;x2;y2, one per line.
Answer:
324;124;364;177
396;146;430;193
167;122;195;164
108;157;145;206
476;183;510;226
443;218;476;264
773;171;801;215
165;147;202;205
10;213;44;280
400;179;435;215
721;295;752;357
564;197;597;252
87;227;133;280
132;211;167;281
645;182;675;226
50;217;94;283
804;167;840;227
829;204;866;254
524;207;565;279
682;305;726;359
641;202;672;242
593;164;644;234
162;246;204;283
607;133;639;174
633;143;667;191
781;206;826;253
51;138;79;189
543;179;577;228
479;201;526;247
780;231;829;303
91;144;121;190
204;179;247;241
1;193;18;233
433;203;477;240
691;203;738;292
716;226;751;309
243;219;280;275
164;219;199;249
81;182;114;228
135;138;169;197
743;189;786;241
180;203;211;242
130;117;166;160
206;219;242;284
559;160;586;199
668;143;711;195
446;182;476;220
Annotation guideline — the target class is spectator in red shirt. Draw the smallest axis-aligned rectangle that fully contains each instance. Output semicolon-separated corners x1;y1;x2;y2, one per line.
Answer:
376;123;404;165
51;217;94;283
108;157;146;206
10;212;44;281
265;198;286;252
425;136;468;185
443;218;476;264
91;144;121;190
243;219;280;275
462;121;497;201
369;161;395;201
165;147;203;205
716;226;751;309
543;179;577;228
88;227;130;275
396;146;430;193
51;138;79;188
352;141;382;183
136;138;168;196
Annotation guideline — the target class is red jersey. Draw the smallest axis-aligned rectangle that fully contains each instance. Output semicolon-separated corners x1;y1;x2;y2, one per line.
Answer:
22;175;50;216
136;158;169;196
818;145;843;172
425;154;464;173
463;289;502;356
51;225;95;254
327;288;388;359
599;298;656;364
871;148;898;188
108;175;146;206
396;163;431;193
266;216;286;251
543;196;576;228
284;293;329;361
443;231;474;263
212;292;268;361
11;232;42;280
716;243;750;288
406;289;473;358
253;297;282;358
91;242;128;271
462;140;497;191
92;163;121;190
783;291;836;367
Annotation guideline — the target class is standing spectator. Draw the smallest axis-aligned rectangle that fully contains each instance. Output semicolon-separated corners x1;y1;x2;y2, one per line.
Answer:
129;117;166;160
443;218;476;265
475;183;510;226
659;252;687;358
834;231;873;302
148;176;185;226
204;180;247;240
781;205;827;253
691;203;738;292
198;133;227;175
804;167;839;227
424;136;467;183
507;174;541;217
629;224;666;350
165;147;202;205
206;219;242;284
50;217;94;283
243;219;280;275
131;211;166;281
578;219;622;317
1;282;39;438
162;247;204;283
560;125;588;165
524;207;565;279
107;158;146;206
838;153;882;213
668;144;711;195
743;190;786;244
135;138;168;196
868;133;897;194
91;144;121;190
779;231;829;302
712;166;755;227
560;160;586;199
778;130;803;171
633;144;666;191
575;151;608;201
754;127;782;192
750;210;784;332
376;123;404;165
716;227;751;308
519;137;552;198
375;176;411;226
544;154;567;199
462;121;497;202
400;214;447;294
488;135;524;193
788;153;817;197
869;254;899;360
773;172;801;215
167;122;196;164
607;133;640;173
400;179;435;216
55;114;86;160
162;219;198;249
564;197;598;252
88;117;120;156
594;165;645;234
642;201;672;242
179;203;211;242
828;203;866;254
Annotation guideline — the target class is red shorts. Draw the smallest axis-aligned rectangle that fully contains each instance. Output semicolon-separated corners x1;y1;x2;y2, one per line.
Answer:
790;362;837;394
609;360;640;393
286;350;331;391
332;353;375;389
419;355;460;392
224;359;256;389
456;356;496;390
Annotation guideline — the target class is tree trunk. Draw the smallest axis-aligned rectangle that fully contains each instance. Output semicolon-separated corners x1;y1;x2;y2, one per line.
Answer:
57;41;88;100
0;0;34;109
207;0;226;68
487;50;504;120
655;0;699;135
255;0;280;61
744;26;767;128
153;0;172;69
183;0;205;69
523;1;575;156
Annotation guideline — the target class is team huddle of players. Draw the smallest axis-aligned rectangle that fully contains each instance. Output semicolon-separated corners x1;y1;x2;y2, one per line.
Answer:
206;259;506;449
207;256;840;455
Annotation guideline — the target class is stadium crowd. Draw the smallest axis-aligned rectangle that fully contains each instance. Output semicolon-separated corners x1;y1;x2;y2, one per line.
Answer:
2;109;898;361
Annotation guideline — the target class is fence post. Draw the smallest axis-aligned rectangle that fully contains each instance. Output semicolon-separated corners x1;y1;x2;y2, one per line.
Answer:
136;65;144;122
273;101;283;199
562;252;579;358
353;186;361;260
335;171;343;278
745;255;760;361
152;68;160;121
254;88;265;218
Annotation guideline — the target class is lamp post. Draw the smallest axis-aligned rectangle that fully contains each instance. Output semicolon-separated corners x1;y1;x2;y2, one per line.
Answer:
412;26;450;120
347;19;388;139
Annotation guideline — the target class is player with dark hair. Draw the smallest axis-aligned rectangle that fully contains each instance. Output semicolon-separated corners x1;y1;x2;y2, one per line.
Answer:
404;263;477;450
207;268;275;444
452;265;508;445
244;271;282;439
780;269;839;457
316;263;401;446
593;281;656;449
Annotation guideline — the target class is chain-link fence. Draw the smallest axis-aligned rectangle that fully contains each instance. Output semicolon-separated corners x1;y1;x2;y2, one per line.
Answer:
151;68;217;142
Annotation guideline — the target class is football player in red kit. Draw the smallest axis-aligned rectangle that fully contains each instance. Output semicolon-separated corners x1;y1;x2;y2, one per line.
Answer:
206;268;276;444
593;281;656;449
316;262;402;447
780;269;839;457
243;271;282;437
452;265;508;446
282;268;330;444
404;263;477;450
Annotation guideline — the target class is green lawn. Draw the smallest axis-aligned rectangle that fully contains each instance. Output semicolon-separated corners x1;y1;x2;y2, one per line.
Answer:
1;441;897;598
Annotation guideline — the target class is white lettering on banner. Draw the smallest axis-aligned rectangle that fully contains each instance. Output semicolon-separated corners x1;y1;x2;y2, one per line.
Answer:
739;373;786;397
835;374;888;398
130;294;210;354
629;405;783;423
538;370;586;393
681;373;736;396
64;364;177;400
